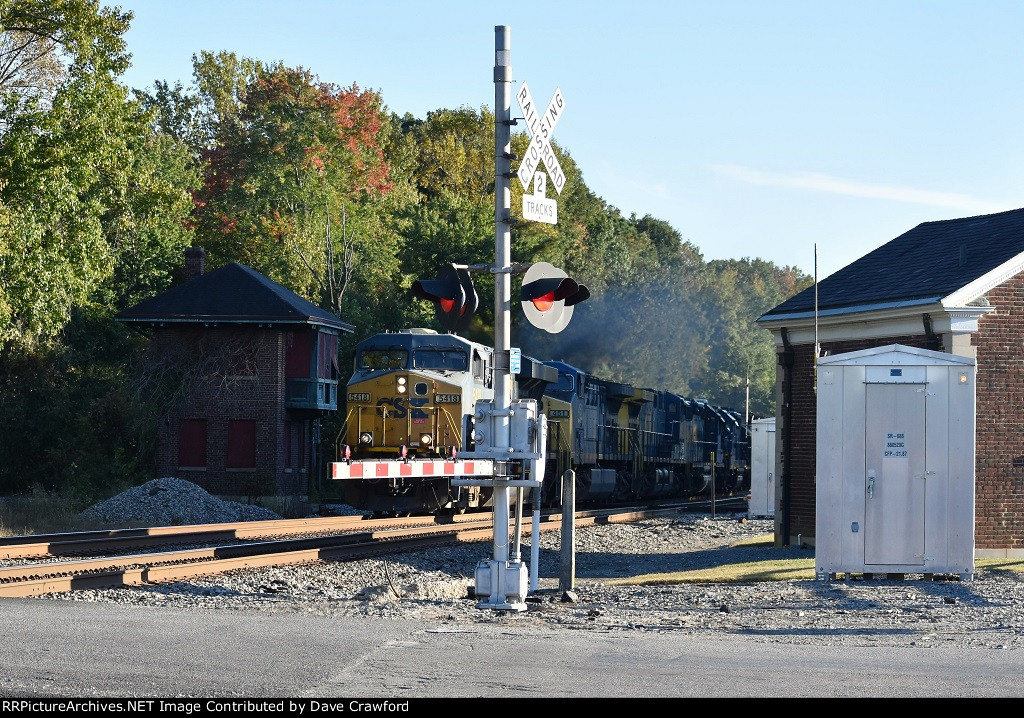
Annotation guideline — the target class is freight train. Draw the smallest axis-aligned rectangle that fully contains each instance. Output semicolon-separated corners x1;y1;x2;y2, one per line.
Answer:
331;328;750;516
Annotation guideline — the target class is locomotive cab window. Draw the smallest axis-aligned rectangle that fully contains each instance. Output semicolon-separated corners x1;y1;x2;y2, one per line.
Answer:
472;349;491;387
358;349;408;370
412;347;467;370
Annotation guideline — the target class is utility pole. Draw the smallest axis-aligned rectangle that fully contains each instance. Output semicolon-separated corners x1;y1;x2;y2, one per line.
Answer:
745;369;750;425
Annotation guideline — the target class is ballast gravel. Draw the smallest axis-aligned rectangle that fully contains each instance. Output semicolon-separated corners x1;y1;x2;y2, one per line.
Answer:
78;477;284;525
34;478;1024;650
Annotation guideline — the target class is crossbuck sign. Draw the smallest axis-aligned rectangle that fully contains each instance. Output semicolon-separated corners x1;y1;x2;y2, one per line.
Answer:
517;83;565;225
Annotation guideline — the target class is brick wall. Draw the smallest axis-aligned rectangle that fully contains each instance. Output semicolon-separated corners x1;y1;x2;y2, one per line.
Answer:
974;273;1024;550
781;284;1024;551
151;326;303;499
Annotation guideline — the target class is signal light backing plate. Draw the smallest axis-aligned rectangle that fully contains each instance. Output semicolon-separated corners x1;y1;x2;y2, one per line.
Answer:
520;261;588;333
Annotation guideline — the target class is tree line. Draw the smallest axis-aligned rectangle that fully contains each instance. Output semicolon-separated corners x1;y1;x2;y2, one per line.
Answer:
0;0;811;500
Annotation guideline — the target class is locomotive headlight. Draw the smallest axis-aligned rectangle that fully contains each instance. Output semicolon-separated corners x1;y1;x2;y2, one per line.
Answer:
396;376;407;394
419;433;432;446
358;431;373;446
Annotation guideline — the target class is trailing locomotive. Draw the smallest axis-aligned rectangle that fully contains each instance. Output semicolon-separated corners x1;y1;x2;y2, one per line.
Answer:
331;328;750;515
538;360;749;507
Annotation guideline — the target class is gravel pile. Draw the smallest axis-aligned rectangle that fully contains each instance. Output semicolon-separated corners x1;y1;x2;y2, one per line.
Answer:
78;477;283;526
53;482;1024;650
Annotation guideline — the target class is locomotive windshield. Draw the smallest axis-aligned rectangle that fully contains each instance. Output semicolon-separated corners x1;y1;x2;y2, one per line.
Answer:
357;349;409;370
412;347;468;370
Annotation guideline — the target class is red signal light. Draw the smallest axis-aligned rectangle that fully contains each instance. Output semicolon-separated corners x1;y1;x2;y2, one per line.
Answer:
410;263;477;332
532;292;556;312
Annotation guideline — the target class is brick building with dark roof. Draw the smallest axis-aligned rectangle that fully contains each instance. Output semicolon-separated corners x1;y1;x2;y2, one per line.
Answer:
757;206;1024;556
117;247;354;500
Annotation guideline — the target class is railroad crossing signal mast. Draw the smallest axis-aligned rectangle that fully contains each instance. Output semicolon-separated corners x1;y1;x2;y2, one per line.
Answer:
447;26;586;611
469;24;525;612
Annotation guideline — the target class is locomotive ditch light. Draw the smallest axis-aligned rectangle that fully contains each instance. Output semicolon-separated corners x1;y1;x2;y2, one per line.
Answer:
411;263;477;333
359;431;373;446
419;433;432;446
520;261;590;333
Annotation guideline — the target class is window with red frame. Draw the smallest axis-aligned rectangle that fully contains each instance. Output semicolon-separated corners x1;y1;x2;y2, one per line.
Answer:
226;420;256;469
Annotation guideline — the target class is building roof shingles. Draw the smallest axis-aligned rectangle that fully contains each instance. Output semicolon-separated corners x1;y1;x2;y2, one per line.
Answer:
116;262;354;332
760;207;1024;320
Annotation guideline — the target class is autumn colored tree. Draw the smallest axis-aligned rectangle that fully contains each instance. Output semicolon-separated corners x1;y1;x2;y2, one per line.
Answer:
0;10;813;498
185;54;399;314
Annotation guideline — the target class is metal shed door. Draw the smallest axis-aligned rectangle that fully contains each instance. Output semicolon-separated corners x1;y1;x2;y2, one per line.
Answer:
864;383;926;566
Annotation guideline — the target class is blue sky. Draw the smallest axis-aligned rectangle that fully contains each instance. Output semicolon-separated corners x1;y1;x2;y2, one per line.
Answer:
108;0;1024;279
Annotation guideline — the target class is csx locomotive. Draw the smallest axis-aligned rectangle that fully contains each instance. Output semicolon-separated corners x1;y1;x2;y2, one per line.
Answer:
332;328;750;515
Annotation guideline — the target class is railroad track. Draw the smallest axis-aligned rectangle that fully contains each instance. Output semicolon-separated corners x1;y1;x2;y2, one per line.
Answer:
0;496;746;598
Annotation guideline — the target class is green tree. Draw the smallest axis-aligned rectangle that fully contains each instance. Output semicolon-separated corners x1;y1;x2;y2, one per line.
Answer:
395;107;497;340
0;1;198;496
693;258;813;415
0;0;146;350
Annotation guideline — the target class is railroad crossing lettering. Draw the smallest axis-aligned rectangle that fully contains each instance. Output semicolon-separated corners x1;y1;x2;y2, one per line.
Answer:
516;83;566;194
523;194;557;223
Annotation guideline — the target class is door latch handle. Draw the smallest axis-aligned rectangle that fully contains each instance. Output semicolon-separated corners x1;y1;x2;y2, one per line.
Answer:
867;469;876;499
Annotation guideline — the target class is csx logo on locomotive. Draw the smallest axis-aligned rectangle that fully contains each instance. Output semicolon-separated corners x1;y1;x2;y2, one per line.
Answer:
376;397;407;417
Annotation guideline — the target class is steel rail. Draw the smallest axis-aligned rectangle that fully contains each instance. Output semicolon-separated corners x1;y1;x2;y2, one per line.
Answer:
0;512;486;560
0;498;747;596
0;520;506;597
0;496;744;560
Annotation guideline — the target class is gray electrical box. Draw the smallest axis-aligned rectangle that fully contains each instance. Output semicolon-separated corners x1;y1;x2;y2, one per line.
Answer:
748;418;776;519
815;344;976;580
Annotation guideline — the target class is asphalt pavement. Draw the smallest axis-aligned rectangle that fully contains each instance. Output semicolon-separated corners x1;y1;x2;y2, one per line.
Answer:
1;598;1022;701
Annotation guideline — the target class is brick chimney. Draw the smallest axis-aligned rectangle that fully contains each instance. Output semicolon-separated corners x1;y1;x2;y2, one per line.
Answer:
184;246;206;280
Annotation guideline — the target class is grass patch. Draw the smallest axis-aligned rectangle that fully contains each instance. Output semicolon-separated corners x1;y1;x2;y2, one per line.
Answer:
608;533;815;585
729;534;776;548
609;558;817;585
0;485;109;537
976;558;1024;573
607;534;1024;585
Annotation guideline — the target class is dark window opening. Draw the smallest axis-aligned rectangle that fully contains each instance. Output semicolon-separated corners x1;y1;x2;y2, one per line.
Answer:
286;330;313;378
227;420;257;469
179;419;207;467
